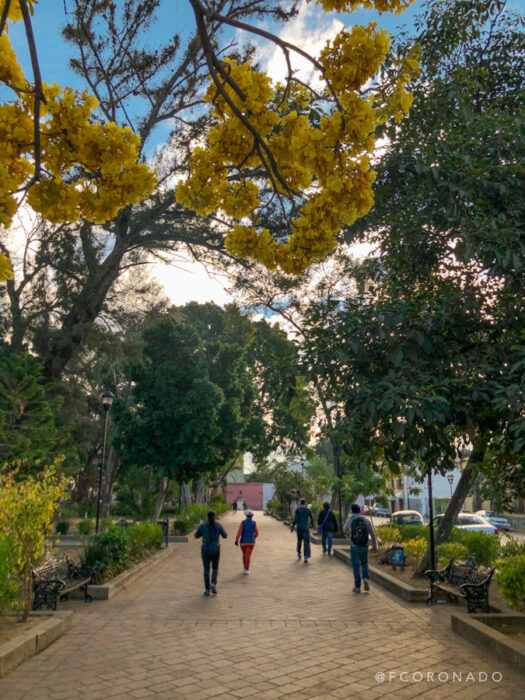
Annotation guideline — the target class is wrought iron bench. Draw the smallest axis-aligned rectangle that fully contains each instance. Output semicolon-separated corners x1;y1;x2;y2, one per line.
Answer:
32;555;93;610
425;557;495;613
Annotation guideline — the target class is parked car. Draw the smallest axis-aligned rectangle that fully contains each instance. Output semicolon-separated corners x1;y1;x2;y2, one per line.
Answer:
432;513;499;535
360;505;370;515
475;510;511;531
392;510;424;526
371;504;391;518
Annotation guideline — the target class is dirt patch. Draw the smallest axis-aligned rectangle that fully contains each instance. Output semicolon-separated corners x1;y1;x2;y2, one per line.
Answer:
0;616;46;646
369;550;428;589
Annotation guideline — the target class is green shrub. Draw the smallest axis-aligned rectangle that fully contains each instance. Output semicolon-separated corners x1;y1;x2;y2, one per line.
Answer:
403;537;427;567
77;519;95;536
495;555;525;611
128;523;162;558
397;525;429;542
100;517;113;532
436;542;468;568
84;525;131;574
454;531;500;567
172;520;192;535
499;538;525;559
56;520;70;535
0;534;19;615
265;497;279;514
376;525;401;544
161;505;177;516
209;493;225;507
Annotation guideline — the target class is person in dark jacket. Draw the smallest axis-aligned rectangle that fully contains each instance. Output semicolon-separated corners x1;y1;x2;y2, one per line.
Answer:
235;508;259;574
291;498;314;563
317;502;338;556
195;511;227;596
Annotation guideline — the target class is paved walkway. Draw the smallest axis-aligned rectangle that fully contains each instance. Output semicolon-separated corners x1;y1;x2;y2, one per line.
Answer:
0;513;521;699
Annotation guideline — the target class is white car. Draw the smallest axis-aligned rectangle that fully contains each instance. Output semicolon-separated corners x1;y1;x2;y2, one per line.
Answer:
475;510;511;531
433;513;499;535
392;510;425;526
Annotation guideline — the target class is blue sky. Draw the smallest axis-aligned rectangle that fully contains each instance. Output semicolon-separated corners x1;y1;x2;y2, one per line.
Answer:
9;0;424;100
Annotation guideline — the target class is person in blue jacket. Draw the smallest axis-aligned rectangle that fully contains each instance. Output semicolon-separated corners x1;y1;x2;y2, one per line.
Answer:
195;511;227;596
235;509;259;574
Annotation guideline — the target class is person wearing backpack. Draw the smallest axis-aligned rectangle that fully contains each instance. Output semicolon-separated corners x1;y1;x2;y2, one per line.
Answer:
291;498;314;563
235;508;259;574
343;503;378;593
195;511;228;596
317;502;338;555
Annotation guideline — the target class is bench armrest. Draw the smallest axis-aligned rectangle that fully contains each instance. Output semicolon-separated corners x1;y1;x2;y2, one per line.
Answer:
424;566;449;583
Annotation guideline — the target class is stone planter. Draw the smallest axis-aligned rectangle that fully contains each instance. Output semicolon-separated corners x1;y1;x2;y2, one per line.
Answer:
451;612;525;673
0;611;72;678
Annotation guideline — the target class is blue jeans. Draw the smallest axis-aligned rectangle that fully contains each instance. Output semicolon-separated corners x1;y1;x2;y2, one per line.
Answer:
296;528;311;559
322;531;333;553
202;549;220;590
350;545;369;589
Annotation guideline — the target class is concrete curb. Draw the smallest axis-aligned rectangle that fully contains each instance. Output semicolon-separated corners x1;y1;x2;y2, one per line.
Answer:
332;547;428;603
451;612;525;673
0;611;72;678
86;545;174;600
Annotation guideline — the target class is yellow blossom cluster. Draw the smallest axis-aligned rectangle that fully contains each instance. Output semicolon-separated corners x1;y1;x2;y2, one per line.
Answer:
0;1;157;282
311;0;414;13
177;15;417;275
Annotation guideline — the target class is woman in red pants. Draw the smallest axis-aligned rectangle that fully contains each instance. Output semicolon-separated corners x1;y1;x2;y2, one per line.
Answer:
235;509;259;574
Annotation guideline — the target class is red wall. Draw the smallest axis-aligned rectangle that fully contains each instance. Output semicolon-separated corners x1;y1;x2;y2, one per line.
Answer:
223;483;264;510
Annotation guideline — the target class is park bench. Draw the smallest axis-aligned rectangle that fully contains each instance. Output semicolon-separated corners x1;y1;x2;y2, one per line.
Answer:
425;556;495;613
32;555;93;611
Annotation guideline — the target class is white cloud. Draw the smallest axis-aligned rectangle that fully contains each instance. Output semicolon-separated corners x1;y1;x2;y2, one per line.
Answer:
261;1;344;85
152;254;231;307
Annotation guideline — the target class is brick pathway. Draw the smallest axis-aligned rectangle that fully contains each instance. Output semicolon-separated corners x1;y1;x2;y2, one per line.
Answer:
0;512;521;699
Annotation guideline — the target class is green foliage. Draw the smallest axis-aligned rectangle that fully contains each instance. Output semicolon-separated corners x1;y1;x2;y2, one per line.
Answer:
0;534;19;615
84;526;132;578
499;538;525;560
453;531;500;567
172;503;230;535
77;519;95;536
376;525;401;544
397;525;429;542
56;521;70;535
0;352;61;467
127;523;162;558
495;555;525;611
436;542;468;568
403;537;427;567
99;517;113;532
0;463;68;619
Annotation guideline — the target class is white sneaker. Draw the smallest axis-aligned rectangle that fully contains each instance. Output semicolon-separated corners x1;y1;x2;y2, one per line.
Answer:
244;569;249;575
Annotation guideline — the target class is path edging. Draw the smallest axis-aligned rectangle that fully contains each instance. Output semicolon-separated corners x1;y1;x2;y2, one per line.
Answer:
451;612;525;674
0;610;72;678
332;547;427;602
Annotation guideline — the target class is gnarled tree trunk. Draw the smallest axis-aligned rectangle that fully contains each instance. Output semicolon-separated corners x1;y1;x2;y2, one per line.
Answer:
415;448;483;576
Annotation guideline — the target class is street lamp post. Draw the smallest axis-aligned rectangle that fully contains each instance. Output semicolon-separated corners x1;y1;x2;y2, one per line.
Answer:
96;389;114;533
447;473;454;499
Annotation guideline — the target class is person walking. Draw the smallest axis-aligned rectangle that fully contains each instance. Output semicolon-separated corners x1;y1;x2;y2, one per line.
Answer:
343;503;378;593
232;500;238;515
195;511;227;596
291;498;314;563
235;508;259;574
317;502;338;556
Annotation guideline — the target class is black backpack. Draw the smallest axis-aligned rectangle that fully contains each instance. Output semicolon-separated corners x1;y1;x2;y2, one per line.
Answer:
351;517;369;546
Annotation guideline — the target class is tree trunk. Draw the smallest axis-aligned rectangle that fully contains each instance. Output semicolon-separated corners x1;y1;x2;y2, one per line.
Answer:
415;448;483;576
180;482;192;506
194;477;206;504
152;476;169;521
42;229;129;383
